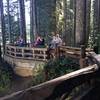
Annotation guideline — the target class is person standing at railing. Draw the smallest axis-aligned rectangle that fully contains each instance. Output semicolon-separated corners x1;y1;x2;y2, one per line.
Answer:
55;34;62;47
49;33;62;49
16;36;24;47
33;35;45;47
34;35;42;46
47;33;63;59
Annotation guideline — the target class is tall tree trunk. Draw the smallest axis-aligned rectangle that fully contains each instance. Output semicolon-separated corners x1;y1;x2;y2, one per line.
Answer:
92;0;99;52
63;0;68;45
36;7;40;35
19;0;26;43
96;0;100;53
86;0;91;46
98;0;100;53
7;0;12;43
73;0;76;47
17;0;20;38
70;0;75;46
75;0;87;68
0;0;6;54
30;0;37;42
75;0;87;47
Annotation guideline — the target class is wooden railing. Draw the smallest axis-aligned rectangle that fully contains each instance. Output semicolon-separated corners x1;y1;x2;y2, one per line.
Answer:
5;45;47;61
59;46;93;58
5;45;93;61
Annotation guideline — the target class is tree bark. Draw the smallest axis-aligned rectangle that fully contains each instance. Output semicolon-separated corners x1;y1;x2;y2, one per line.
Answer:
7;0;12;43
63;0;68;45
30;0;37;42
73;0;76;47
0;0;6;54
86;0;91;46
75;0;87;47
19;0;26;43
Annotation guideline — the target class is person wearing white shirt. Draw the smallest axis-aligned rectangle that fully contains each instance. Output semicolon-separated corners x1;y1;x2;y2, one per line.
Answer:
55;34;62;47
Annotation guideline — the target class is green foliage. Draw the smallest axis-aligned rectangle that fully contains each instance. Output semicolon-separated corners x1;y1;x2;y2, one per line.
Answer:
44;58;79;80
0;70;11;92
32;64;46;85
31;58;79;85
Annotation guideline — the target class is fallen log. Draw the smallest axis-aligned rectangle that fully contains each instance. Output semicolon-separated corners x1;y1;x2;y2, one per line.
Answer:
0;64;98;100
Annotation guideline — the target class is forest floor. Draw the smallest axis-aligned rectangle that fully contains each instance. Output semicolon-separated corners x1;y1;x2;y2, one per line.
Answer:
0;59;33;97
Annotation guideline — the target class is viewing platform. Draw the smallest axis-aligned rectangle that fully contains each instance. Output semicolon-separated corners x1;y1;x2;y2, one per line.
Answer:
4;44;93;77
4;45;47;77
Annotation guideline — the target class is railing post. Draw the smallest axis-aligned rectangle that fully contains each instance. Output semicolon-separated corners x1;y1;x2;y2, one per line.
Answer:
22;48;24;58
14;47;16;57
79;45;87;68
43;50;46;61
33;49;34;59
56;46;60;59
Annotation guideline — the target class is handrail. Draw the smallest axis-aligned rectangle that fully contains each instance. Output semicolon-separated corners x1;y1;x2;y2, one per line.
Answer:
5;45;93;61
59;46;93;53
5;45;47;61
59;46;93;58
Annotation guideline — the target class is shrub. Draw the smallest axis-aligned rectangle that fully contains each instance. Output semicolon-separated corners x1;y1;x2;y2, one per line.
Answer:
44;57;79;80
32;64;46;85
0;70;11;92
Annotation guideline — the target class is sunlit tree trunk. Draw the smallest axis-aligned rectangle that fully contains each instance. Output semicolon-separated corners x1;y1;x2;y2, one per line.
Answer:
75;0;87;47
0;0;6;54
19;0;26;43
30;0;37;42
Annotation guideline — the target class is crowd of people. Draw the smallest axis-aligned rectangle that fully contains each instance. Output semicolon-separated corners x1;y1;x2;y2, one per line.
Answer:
15;32;63;49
